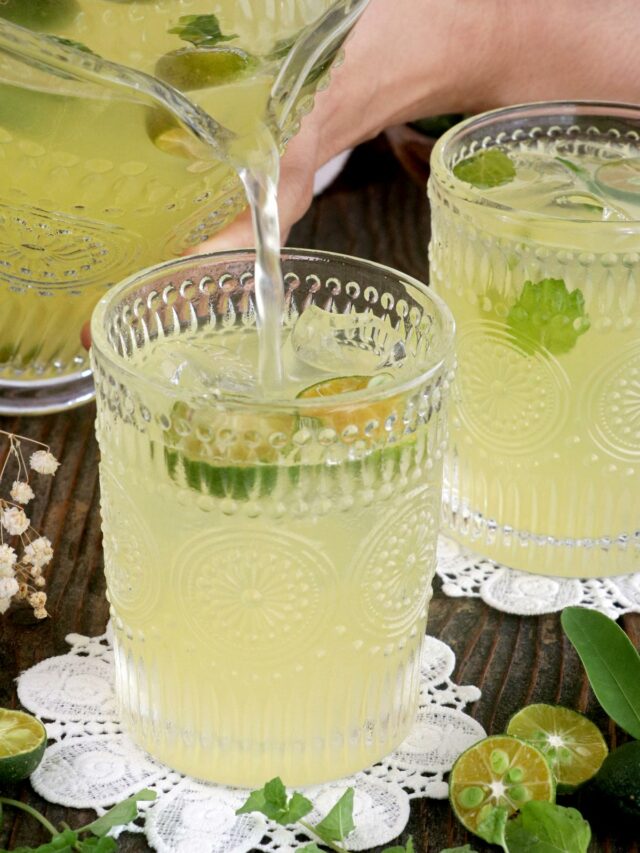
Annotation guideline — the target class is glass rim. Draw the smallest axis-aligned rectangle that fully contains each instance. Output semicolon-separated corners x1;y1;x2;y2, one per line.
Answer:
90;247;456;411
430;99;640;226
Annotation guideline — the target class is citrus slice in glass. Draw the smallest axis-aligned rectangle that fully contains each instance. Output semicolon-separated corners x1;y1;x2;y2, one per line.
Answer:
506;704;608;792
0;708;47;782
297;373;395;438
449;734;555;837
595;157;640;199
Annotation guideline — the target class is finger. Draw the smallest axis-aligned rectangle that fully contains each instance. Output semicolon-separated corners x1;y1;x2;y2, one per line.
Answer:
81;322;91;351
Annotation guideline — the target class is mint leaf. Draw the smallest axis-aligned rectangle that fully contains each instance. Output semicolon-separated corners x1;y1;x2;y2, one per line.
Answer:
236;778;313;825
562;607;640;739
298;845;325;853
440;847;479;853
7;830;79;853
555;157;589;179
453;149;516;188
477;805;509;848
267;36;296;60
77;839;118;852
47;35;97;55
504;801;591;852
168;14;237;47
507;278;590;355
82;789;156;837
383;838;416;853
313;788;355;844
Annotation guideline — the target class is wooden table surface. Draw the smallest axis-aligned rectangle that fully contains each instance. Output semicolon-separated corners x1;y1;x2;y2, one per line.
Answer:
1;137;638;853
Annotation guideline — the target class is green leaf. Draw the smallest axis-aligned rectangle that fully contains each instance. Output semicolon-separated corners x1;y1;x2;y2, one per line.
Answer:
168;14;237;47
6;830;80;853
439;847;479;853
82;789;156;837
555;157;589;178
561;607;640;739
286;792;314;824
453;149;516;188
298;845;325;853
47;35;97;55
383;839;416;853
314;788;355;844
504;801;591;852
507;278;590;356
235;778;312;825
477;805;509;848
267;36;296;60
77;839;118;852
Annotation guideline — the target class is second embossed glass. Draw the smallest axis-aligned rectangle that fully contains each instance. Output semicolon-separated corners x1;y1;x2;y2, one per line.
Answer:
429;102;640;578
91;249;454;786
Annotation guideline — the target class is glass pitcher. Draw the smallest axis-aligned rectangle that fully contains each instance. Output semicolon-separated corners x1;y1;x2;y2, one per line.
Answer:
0;0;368;415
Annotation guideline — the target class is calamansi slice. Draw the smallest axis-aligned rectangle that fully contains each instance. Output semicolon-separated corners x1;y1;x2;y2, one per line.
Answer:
506;704;608;792
297;374;395;439
155;46;256;91
449;735;555;838
0;708;47;782
595;157;640;199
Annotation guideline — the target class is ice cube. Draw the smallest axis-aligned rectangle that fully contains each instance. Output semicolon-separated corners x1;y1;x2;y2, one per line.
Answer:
153;337;256;396
290;305;406;374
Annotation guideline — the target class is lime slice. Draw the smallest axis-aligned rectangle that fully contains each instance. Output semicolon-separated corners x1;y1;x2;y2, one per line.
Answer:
449;735;555;838
0;708;47;783
595;158;640;199
155;46;256;91
146;109;214;160
506;704;608;792
297;374;396;439
452;149;516;189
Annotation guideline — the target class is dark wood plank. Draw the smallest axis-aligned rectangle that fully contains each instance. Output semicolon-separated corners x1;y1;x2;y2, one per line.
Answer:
0;136;638;853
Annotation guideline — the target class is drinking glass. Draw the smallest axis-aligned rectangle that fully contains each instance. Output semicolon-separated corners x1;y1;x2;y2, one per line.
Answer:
91;249;454;786
429;101;640;578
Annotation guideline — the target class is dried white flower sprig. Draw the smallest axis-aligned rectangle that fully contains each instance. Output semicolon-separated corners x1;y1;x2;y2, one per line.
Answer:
0;430;60;619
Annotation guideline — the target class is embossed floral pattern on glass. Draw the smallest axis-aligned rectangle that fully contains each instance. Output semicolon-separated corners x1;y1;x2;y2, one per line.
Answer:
91;249;454;787
429;102;640;578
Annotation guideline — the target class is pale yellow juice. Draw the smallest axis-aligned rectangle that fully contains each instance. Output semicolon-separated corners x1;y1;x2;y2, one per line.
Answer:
429;106;640;577
0;0;336;391
92;251;453;786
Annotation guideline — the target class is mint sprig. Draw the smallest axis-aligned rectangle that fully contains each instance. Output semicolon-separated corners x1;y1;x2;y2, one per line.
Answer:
168;14;237;47
453;149;516;189
507;277;590;355
0;790;155;853
237;778;414;853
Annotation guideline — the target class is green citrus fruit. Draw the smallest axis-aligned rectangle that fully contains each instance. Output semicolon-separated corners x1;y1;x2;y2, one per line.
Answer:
507;704;608;792
590;741;640;820
0;708;47;783
449;734;555;838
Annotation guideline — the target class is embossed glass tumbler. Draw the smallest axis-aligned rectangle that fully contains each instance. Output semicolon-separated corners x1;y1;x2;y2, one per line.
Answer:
91;249;455;786
429;101;640;578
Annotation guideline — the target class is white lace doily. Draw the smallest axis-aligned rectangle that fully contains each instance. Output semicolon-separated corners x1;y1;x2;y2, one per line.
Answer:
437;536;640;619
16;627;484;853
